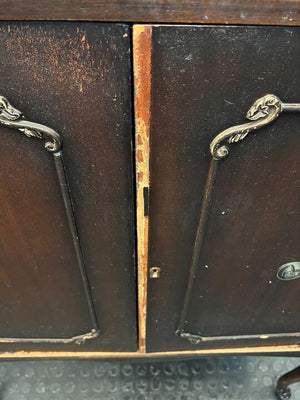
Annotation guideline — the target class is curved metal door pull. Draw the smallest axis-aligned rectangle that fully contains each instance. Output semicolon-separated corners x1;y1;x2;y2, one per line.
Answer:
177;94;300;345
210;94;300;160
0;96;99;344
0;96;61;152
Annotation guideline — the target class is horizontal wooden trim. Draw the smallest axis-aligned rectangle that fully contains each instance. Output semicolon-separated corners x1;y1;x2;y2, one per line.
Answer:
0;344;299;359
0;0;299;25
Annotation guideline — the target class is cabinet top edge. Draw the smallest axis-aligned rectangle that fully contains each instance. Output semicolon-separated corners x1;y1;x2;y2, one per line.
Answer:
0;0;299;26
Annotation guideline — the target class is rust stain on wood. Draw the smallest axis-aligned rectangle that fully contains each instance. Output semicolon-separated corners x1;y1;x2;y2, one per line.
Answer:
133;25;152;353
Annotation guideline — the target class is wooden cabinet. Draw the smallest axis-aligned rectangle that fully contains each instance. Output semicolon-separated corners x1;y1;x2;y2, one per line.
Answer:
0;16;299;358
0;22;137;352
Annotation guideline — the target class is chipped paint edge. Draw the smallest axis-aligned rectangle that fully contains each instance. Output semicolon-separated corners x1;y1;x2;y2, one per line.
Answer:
133;25;152;353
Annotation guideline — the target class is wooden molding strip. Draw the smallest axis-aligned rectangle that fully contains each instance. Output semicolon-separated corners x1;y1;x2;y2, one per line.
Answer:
0;344;298;359
133;25;152;353
0;0;299;25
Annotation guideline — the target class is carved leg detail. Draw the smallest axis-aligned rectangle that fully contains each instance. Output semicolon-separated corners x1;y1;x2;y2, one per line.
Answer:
276;365;300;399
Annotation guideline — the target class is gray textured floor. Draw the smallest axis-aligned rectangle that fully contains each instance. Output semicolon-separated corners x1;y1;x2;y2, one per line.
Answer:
0;356;299;399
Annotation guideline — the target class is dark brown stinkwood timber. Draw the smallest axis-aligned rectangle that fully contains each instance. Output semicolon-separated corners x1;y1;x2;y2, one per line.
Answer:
0;22;137;352
146;25;300;353
0;0;299;26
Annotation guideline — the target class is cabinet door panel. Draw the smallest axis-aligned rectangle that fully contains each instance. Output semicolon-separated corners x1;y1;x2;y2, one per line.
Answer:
145;25;300;352
1;138;93;339
0;22;136;352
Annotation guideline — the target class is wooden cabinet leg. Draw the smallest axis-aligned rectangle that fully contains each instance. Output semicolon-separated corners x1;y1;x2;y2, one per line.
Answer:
276;365;300;399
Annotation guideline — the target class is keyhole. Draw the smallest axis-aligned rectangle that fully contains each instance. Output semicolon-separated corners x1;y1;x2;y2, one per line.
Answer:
150;267;161;278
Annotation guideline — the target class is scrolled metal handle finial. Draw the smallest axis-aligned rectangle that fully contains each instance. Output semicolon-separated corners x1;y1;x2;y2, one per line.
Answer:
0;95;61;152
210;94;300;160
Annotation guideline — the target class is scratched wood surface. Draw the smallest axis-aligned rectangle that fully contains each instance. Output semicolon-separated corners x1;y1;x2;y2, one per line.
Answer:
0;22;137;352
146;25;300;352
133;25;152;353
0;0;299;25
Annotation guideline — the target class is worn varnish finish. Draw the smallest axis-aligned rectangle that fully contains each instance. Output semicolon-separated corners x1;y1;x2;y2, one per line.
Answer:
146;26;300;352
0;342;299;359
133;26;152;353
0;22;136;351
0;0;299;26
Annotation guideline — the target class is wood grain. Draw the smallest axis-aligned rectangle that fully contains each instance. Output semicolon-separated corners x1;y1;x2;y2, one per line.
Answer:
0;22;136;352
0;0;299;25
146;25;300;353
133;25;152;352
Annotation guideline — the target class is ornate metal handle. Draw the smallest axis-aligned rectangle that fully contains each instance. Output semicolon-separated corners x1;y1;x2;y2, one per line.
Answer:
177;94;300;345
0;95;99;344
0;96;61;152
210;94;300;160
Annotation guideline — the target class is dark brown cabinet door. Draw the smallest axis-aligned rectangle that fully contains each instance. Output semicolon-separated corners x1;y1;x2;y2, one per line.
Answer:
146;26;300;352
0;22;136;352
